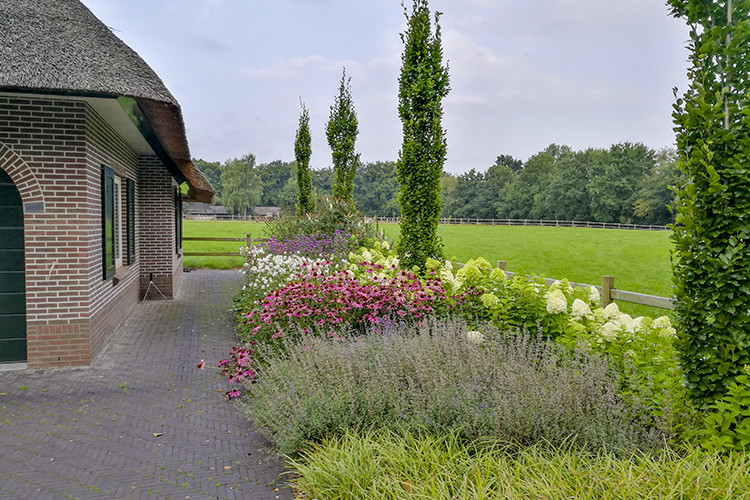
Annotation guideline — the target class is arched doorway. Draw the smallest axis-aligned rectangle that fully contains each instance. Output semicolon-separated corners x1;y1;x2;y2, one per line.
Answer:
0;168;26;363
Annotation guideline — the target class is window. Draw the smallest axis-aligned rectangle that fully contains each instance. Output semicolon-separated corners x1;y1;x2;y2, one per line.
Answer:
102;166;136;280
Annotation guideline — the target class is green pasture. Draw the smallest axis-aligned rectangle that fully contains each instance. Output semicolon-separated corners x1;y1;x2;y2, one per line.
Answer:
182;220;267;269
183;220;674;314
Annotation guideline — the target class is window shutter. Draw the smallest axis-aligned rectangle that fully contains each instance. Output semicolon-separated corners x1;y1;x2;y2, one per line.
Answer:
101;165;116;280
175;187;182;253
126;178;135;265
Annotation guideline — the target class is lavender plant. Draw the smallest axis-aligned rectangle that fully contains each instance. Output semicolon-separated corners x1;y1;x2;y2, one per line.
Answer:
239;318;664;456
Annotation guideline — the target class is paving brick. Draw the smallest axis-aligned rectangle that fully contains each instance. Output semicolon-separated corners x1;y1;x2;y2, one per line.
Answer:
0;270;291;500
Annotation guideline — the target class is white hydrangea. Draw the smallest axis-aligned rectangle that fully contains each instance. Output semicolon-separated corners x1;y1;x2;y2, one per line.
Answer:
653;315;677;338
467;330;484;344
480;293;499;308
571;298;592;318
603;302;620;320
588;286;601;304
545;289;567;314
616;313;638;334
600;322;619;341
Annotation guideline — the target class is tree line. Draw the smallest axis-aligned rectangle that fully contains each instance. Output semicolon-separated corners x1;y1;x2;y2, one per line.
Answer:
192;141;679;225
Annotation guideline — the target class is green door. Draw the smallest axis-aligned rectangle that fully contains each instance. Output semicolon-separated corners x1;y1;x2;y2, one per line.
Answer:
0;168;26;363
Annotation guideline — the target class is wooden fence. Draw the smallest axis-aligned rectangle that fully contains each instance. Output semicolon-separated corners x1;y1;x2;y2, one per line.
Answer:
182;234;267;257
375;217;669;231
451;260;675;311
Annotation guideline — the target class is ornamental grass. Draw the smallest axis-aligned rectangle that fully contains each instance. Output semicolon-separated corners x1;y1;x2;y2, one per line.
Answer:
288;429;750;500
239;318;664;457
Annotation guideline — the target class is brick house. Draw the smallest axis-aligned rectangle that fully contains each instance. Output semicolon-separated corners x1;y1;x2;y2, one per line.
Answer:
0;0;214;368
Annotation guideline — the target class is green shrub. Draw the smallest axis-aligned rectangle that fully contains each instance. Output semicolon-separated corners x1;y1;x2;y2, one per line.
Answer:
264;196;379;248
288;429;750;500
239;318;664;456
700;366;750;453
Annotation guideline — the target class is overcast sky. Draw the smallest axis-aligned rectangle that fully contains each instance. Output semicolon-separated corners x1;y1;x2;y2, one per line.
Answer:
80;0;690;174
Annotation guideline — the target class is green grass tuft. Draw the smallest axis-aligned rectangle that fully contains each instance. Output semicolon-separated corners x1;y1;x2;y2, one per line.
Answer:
289;429;750;500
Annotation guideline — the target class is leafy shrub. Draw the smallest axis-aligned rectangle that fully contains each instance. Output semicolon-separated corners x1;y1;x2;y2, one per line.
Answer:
288;429;750;500
700;366;750;453
265;195;379;248
266;230;351;259
239;318;664;456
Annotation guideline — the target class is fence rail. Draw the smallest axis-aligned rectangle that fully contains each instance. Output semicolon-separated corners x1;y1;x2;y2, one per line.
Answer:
185;214;669;231
375;217;669;231
182;234;267;257
451;260;674;311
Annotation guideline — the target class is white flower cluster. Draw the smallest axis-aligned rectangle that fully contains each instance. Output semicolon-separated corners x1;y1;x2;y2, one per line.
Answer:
241;246;327;298
591;301;675;345
466;330;484;344
545;289;567;314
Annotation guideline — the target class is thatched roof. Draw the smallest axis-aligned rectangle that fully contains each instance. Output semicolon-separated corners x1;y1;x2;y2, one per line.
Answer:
0;0;214;203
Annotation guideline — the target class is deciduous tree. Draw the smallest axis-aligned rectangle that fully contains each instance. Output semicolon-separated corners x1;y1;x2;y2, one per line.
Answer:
670;0;750;405
220;154;262;217
396;0;450;269
327;69;360;205
295;101;315;215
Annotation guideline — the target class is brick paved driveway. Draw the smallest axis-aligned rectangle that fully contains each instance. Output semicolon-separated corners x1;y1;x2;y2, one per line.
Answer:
0;270;292;500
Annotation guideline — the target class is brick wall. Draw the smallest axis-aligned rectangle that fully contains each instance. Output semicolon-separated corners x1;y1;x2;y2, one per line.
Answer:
138;155;181;300
84;103;141;357
0;94;180;368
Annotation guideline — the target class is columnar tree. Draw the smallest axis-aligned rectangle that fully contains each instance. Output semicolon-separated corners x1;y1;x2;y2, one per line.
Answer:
295;100;315;215
669;0;750;405
220;154;262;217
396;0;450;270
327;69;360;205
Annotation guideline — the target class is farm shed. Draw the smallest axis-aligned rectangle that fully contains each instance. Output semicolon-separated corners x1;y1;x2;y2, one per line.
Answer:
0;0;214;367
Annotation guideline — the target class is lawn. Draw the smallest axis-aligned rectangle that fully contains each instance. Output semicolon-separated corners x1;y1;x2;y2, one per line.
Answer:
182;220;267;269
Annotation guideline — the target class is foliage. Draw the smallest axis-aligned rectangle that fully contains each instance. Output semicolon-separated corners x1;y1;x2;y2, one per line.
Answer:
396;0;450;270
193;158;223;201
240;318;663;457
219;154;262;216
327;69;360;205
669;0;750;406
588;143;656;223
266;230;352;259
633;147;682;224
289;429;750;500
264;195;379;248
295;101;315;215
700;366;750;453
353;161;400;217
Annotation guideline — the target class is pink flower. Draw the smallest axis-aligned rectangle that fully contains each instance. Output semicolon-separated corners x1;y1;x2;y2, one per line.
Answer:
196;359;205;370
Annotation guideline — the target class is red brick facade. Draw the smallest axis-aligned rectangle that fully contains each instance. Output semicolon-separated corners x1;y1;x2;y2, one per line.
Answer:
0;94;183;368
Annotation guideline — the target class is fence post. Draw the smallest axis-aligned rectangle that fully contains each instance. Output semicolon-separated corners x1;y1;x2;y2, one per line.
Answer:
246;233;252;249
601;276;614;307
497;261;507;271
